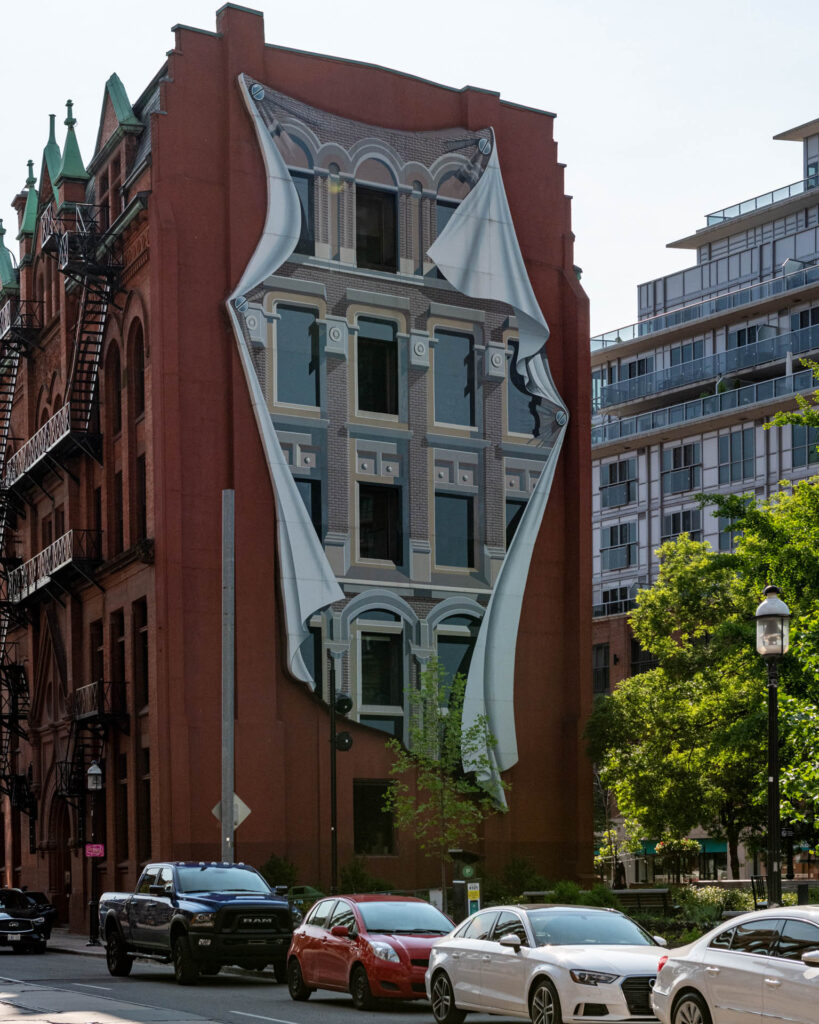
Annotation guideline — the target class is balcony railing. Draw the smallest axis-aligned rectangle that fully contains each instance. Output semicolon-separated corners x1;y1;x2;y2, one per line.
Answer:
69;679;127;721
599;324;819;408
592;367;817;447
3;405;72;489
591;261;819;351
7;529;102;603
706;175;819;226
0;298;43;343
593;596;637;618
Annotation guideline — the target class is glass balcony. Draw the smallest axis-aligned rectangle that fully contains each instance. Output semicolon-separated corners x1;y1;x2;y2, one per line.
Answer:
592;367;816;447
7;529;102;603
593;596;637;618
706;175;818;226
599;323;819;408
591;261;819;351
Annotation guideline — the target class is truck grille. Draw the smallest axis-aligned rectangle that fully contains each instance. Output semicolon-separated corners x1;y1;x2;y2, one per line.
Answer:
620;975;655;1016
221;908;291;933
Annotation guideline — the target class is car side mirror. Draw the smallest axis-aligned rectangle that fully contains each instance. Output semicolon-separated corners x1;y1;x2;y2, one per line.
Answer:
802;950;819;966
148;884;166;896
654;936;668;947
331;924;350;938
499;933;522;951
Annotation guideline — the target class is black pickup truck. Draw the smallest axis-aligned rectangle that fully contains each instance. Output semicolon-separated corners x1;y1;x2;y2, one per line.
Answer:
98;861;297;984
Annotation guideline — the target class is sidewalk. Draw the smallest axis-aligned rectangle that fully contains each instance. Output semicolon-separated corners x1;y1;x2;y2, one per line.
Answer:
47;926;106;957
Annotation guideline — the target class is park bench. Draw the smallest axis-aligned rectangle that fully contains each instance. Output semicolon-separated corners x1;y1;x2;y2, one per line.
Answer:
611;888;671;915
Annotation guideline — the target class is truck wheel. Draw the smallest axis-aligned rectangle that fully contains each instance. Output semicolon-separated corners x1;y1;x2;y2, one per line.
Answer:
172;935;199;985
106;930;133;977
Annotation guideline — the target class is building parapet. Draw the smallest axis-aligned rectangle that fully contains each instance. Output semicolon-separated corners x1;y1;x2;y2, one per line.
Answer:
705;174;818;226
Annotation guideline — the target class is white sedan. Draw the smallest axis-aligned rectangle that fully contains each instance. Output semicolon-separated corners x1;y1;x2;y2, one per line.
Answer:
652;905;819;1024
425;903;666;1024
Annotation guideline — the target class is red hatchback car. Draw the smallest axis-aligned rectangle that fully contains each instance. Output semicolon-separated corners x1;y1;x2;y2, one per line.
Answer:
287;894;453;1009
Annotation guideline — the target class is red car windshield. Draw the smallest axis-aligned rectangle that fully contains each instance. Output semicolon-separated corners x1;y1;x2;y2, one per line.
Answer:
358;901;452;935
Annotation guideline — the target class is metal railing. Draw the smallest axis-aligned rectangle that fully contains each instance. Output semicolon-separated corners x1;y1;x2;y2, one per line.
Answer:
7;529;102;603
591;261;819;350
69;680;127;721
706;175;819;226
599;324;819;408
592;367;817;446
593;596;637;618
0;298;43;342
3;404;71;488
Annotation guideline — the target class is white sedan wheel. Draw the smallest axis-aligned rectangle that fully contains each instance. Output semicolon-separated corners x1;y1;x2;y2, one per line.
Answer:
530;978;561;1024
673;992;711;1024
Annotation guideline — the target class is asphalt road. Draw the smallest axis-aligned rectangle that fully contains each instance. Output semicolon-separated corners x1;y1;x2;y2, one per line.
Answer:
0;949;515;1024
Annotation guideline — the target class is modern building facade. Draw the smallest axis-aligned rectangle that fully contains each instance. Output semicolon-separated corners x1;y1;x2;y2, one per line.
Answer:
591;116;819;878
0;5;591;930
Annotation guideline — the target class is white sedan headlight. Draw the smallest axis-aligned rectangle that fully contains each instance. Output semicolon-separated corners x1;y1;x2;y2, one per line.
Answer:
569;969;618;986
369;940;400;962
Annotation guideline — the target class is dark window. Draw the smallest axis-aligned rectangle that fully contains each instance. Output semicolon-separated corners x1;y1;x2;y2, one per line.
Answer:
41;514;53;550
623;356;653;378
133;599;148;708
460;911;498;940
54;504;65;538
593;643;609;694
719;427;755;485
361;631;403;707
115;750;128;864
110;610;125;685
774;919;819;960
507;343;541;436
792;424;819;468
90;619;104;682
93;487;102;538
662;444;701;494
661;509;702;544
131;323;145;417
291;173;314;256
137;867;158;895
505;498;526;548
107;345;122;435
600;521;637;572
437;629;477;706
493;911;528;945
328;901;357;932
353;780;394;855
670;340;703;365
135;454;147;541
791;305;819;332
718;515;740;552
630;639;658;676
434;201;457;278
709;926;734;950
300;625;323;693
600;458;638;508
727;325;759;349
113;471;124;555
591;369;604;413
277;305;320;407
137;747;151;863
359;483;402;564
307;899;336;927
594;586;635;618
731;920;779;955
295;478;323;539
357;319;398;415
435;493;474;568
434;330;475;427
359;715;403;736
356;186;397;272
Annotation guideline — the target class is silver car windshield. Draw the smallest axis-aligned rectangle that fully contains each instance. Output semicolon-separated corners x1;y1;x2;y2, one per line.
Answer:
358;901;452;934
175;866;272;894
526;909;653;946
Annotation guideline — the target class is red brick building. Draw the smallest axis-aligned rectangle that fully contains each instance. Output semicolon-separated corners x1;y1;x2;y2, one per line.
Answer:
0;5;591;932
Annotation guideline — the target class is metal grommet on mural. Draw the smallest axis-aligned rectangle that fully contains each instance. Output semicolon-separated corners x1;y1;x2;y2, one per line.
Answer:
250;83;265;102
234;296;249;313
478;137;492;155
413;340;427;357
329;325;343;343
555;410;568;426
490;351;504;369
246;315;258;330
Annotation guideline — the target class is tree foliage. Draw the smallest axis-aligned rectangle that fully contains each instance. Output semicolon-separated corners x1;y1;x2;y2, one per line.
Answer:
586;477;819;877
383;660;507;895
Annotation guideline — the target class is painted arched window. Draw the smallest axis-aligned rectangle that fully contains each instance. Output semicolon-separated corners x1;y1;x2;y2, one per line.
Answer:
129;320;145;417
106;343;122;435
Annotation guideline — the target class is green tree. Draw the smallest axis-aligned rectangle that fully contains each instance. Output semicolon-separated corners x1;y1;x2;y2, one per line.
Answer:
383;659;507;905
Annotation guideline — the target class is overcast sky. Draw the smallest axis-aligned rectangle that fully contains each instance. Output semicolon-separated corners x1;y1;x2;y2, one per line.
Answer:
2;0;817;336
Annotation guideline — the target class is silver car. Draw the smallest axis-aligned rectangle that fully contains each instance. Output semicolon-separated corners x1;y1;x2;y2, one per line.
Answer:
651;906;819;1024
425;903;666;1023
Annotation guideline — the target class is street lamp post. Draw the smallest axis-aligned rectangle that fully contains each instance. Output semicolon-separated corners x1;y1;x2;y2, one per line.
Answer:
755;585;791;908
86;760;103;946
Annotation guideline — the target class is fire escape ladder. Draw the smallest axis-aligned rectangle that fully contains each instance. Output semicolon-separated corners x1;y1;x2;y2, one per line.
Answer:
67;281;112;434
0;346;22;469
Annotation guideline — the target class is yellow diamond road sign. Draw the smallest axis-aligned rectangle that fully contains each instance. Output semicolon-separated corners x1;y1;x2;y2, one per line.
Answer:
212;793;251;829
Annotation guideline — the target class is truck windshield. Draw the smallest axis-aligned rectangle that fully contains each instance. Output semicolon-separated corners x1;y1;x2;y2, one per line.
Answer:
175;866;272;894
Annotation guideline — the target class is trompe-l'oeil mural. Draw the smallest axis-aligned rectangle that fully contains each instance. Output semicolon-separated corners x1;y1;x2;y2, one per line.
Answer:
227;75;567;804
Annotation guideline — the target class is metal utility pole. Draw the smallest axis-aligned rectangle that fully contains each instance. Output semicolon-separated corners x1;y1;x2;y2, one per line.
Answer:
221;490;235;862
